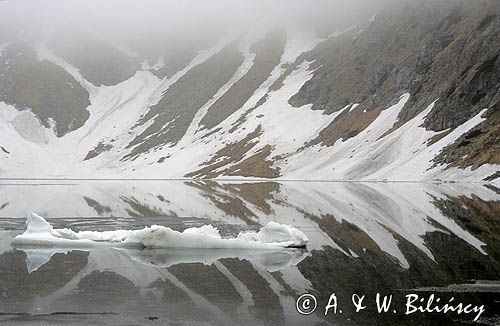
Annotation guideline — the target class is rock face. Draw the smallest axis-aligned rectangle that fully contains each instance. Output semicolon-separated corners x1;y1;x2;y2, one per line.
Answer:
50;38;141;87
0;41;91;137
434;105;500;171
199;30;286;130
124;42;245;160
290;0;499;149
0;0;498;180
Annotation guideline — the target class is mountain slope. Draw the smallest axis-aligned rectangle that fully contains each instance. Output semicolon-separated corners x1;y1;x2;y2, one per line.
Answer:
0;41;91;136
0;0;498;181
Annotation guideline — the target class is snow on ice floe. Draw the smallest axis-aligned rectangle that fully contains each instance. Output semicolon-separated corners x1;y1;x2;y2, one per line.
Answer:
13;212;308;249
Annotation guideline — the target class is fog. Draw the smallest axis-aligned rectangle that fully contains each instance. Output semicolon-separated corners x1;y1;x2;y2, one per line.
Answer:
0;0;394;45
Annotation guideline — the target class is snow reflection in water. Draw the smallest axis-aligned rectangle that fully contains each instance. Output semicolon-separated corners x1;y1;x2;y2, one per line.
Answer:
0;180;498;325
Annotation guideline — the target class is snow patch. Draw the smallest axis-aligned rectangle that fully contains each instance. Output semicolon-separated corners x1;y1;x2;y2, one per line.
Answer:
11;111;49;143
141;56;165;71
0;42;10;57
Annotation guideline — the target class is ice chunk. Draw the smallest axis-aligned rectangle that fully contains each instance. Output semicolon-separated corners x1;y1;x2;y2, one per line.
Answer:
237;221;308;248
25;212;54;234
13;213;308;250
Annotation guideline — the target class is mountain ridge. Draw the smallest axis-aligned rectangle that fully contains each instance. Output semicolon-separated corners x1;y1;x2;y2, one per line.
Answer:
0;0;498;182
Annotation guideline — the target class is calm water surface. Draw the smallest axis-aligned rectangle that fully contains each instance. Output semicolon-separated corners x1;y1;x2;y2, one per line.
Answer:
0;180;498;325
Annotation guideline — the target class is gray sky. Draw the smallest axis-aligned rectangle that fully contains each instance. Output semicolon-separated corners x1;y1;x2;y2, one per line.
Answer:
0;0;393;42
0;0;407;65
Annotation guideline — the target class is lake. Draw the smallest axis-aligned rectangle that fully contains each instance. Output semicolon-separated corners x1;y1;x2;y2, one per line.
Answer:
0;180;498;325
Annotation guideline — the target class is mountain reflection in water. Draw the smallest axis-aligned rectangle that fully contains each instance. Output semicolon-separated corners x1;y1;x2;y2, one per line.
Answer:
0;180;498;325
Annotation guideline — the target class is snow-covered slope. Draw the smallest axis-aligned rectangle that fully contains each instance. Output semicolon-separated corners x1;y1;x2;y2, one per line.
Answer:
0;0;498;181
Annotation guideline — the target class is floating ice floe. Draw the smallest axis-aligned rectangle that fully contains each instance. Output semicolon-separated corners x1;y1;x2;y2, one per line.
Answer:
13;212;308;249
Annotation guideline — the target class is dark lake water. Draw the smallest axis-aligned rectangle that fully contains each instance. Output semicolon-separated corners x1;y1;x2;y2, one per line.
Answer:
0;180;499;325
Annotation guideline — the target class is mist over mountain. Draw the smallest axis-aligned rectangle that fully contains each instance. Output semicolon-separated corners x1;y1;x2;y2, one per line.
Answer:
0;0;498;181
